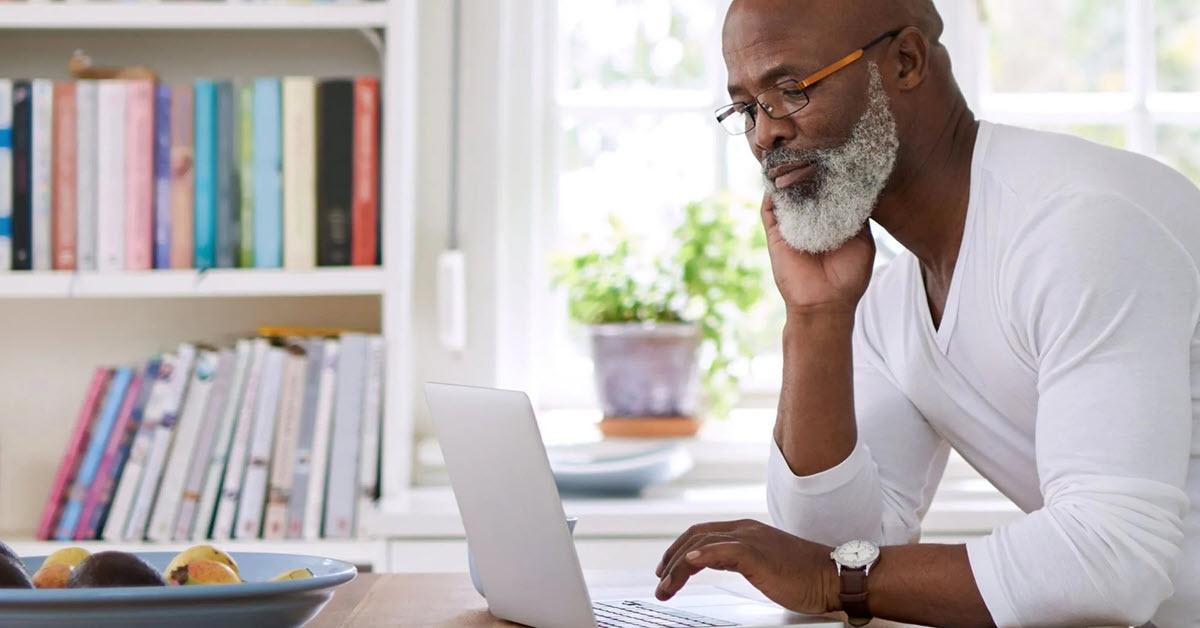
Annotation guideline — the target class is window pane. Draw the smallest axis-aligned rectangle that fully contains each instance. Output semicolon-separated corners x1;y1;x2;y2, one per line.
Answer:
560;0;718;91
1157;125;1200;185
986;0;1125;93
1157;0;1200;92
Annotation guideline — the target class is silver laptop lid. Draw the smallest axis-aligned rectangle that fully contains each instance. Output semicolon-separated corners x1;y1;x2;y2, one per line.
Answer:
424;382;598;628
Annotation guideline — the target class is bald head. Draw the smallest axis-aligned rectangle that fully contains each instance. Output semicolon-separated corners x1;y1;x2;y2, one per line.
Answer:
724;0;944;52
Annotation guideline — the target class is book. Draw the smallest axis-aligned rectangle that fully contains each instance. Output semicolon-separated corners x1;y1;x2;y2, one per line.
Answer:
153;84;172;269
316;79;353;267
54;367;134;540
324;333;369;538
235;344;286;539
146;347;218;542
103;352;176;541
253;78;283;269
288;338;325;538
169;83;194;269
30;79;52;271
211;338;268;540
215;81;239;269
193;339;253;540
237;83;254;268
193;81;218;270
75;80;98;272
78;360;158;540
282;77;316;270
302;338;340;539
37;368;111;540
0;79;12;272
96;80;126;273
51;81;76;271
11;80;30;271
351;77;379;267
173;348;237;540
356;335;385;535
125;343;196;540
263;344;308;539
125;80;154;271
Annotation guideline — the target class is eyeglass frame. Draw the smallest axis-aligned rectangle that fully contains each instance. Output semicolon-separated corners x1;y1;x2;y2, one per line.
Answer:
715;29;903;136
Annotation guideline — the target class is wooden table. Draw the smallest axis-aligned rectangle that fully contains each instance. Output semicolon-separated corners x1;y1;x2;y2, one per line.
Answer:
307;572;918;627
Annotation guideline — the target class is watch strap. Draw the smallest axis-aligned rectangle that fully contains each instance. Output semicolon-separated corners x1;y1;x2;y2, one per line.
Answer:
839;567;872;626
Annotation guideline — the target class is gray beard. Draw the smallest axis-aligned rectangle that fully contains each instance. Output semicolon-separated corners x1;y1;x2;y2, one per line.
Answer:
762;63;900;254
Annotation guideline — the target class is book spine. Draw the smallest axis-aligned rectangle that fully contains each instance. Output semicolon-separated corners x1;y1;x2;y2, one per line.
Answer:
55;367;134;540
11;81;31;271
303;338;339;538
153;84;172;269
356;335;385;535
76;371;141;540
237;83;254;267
124;80;154;271
37;368;111;540
351;77;379;267
0;80;13;272
316;80;353;267
169;83;194;269
215;82;239;268
173;349;236;540
235;345;286;539
283;77;316;270
287;338;324;538
30;79;52;271
211;338;268;540
324;333;369;538
74;81;98;272
193;81;218;270
51;81;77;271
96;81;126;273
263;345;307;539
192;340;252;540
253;78;282;269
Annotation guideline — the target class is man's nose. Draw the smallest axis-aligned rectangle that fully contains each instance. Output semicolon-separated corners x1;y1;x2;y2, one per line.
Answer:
752;111;798;152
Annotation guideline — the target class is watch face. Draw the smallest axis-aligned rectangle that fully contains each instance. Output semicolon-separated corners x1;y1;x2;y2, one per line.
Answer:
835;540;879;569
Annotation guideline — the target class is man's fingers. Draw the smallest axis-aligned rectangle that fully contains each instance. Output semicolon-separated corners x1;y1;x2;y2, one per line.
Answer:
658;541;755;601
655;522;740;577
760;194;778;230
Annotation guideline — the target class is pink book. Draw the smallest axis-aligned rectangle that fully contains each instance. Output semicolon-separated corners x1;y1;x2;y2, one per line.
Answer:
169;84;195;269
36;369;111;540
75;372;144;540
124;80;155;271
51;81;78;271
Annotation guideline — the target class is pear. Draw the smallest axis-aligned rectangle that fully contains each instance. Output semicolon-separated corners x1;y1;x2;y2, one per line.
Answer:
42;547;91;569
269;567;314;581
67;551;166;588
0;555;33;589
163;545;240;580
31;563;71;589
168;559;240;586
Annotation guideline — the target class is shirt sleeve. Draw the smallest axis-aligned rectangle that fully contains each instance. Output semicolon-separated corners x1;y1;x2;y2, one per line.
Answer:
766;298;951;548
966;194;1197;627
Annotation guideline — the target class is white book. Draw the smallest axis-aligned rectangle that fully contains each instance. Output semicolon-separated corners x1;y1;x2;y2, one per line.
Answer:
287;339;325;538
211;338;269;541
356;335;385;536
30;79;52;271
302;339;340;539
262;345;308;539
234;345;286;539
173;348;237;540
125;343;196;540
192;340;252;540
102;351;177;541
282;77;316;269
96;80;125;273
323;333;370;539
0;79;11;273
75;80;98;271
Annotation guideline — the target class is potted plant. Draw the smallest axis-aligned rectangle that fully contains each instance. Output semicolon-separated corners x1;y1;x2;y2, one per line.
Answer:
553;194;767;427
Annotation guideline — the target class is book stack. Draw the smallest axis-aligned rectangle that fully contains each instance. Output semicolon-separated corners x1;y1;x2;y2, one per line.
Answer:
37;331;385;542
0;77;381;273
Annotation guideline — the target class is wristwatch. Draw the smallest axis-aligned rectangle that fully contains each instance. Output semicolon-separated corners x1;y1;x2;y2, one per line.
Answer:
831;539;880;626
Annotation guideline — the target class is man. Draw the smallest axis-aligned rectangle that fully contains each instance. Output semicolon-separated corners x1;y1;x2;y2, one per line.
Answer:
653;1;1200;626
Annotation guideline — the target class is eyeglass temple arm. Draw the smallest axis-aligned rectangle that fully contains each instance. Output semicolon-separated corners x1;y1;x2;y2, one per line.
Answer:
797;29;902;90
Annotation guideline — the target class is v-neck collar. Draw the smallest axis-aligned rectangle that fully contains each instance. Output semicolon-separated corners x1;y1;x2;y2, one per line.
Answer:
913;121;991;354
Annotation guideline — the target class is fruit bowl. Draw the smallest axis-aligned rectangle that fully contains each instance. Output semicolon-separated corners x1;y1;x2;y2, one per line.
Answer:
0;552;356;628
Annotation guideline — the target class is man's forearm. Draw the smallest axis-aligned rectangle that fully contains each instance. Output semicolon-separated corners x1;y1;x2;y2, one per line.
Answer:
845;544;994;627
774;309;858;476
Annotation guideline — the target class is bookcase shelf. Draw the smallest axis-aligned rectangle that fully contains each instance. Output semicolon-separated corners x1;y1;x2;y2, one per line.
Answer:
0;268;387;299
0;3;389;31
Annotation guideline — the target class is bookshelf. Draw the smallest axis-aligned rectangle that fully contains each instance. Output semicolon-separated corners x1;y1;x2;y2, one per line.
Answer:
0;0;418;554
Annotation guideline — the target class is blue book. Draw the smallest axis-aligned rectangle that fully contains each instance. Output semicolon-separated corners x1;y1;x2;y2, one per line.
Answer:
253;78;282;268
153;85;172;269
0;80;12;272
55;367;134;540
193;81;218;270
215;81;239;268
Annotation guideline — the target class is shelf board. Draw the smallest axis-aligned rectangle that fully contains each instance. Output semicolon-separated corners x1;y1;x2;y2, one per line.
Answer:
0;267;387;298
0;2;389;30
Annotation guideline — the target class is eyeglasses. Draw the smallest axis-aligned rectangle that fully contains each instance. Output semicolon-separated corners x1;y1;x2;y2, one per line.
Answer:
716;30;902;136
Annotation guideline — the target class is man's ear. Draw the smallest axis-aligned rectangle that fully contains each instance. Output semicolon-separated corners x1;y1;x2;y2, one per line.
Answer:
892;26;930;92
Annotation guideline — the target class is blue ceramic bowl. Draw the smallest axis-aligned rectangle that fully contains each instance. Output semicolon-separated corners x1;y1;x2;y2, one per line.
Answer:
0;551;356;628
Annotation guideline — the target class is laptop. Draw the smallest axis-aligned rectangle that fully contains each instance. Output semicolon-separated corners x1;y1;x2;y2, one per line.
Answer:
424;382;843;628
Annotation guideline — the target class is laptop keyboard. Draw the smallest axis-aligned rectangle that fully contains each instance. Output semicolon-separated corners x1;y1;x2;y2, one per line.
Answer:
593;600;737;628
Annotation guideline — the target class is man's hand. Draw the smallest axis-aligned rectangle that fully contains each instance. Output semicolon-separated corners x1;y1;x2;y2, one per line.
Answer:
653;519;839;615
762;194;876;315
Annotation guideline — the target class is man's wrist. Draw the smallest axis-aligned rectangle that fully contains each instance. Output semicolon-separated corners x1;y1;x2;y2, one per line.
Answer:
823;553;843;613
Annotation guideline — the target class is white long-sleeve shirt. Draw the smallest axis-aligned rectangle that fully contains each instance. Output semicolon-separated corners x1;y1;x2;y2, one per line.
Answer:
767;121;1200;627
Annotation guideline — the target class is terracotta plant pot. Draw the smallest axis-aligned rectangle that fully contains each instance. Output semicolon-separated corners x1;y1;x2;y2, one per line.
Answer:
589;322;700;418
